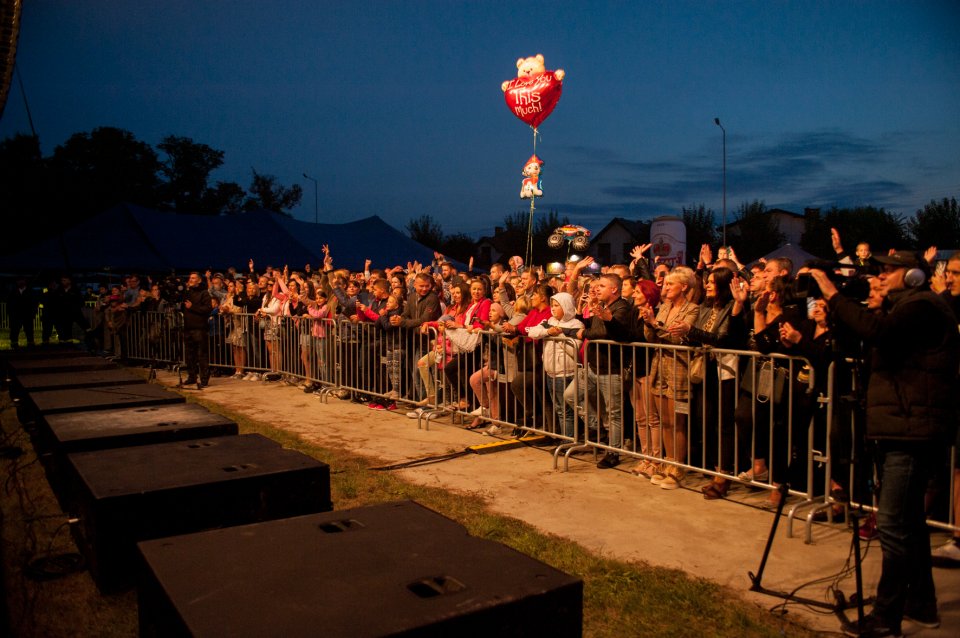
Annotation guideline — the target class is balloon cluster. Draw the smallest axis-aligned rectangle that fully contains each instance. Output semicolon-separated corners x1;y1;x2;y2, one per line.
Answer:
501;53;564;201
502;53;565;265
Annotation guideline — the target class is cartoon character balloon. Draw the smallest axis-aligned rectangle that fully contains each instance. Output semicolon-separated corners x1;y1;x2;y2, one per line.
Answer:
502;54;564;129
520;154;544;199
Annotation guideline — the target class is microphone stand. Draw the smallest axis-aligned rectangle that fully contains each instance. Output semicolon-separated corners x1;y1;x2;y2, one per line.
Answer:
748;482;870;627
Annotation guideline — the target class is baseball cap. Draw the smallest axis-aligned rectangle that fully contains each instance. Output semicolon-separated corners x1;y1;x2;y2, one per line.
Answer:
872;251;921;269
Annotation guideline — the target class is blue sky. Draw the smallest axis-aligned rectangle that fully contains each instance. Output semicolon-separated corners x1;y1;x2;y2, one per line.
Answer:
2;1;958;237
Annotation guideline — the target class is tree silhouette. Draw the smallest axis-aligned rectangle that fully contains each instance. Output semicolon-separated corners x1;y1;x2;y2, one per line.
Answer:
907;198;960;251
726;201;785;262
49;126;162;217
801;206;907;257
406;215;444;249
682;204;719;254
243;169;302;214
157;135;225;213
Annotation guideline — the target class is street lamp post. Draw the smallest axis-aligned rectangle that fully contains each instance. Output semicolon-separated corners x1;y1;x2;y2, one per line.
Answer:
302;173;319;223
713;118;727;248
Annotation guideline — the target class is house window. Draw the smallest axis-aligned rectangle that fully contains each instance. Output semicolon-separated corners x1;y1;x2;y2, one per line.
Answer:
622;243;634;263
597;243;611;264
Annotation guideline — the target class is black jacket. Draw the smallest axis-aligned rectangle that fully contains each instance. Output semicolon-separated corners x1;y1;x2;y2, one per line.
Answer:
182;285;213;331
399;291;441;329
829;287;960;443
582;297;633;372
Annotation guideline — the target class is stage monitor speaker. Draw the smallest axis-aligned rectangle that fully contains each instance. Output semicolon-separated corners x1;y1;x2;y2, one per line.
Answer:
137;500;583;637
27;383;184;417
0;346;88;363
13;368;144;395
68;433;332;592
44;403;238;455
6;355;117;376
39;403;238;509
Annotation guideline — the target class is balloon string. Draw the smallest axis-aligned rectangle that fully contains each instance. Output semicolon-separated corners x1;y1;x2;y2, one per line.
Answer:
525;197;535;267
527;126;540;266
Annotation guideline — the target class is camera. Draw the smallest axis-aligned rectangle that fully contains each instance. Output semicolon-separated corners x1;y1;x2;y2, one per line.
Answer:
792;261;869;302
157;274;184;304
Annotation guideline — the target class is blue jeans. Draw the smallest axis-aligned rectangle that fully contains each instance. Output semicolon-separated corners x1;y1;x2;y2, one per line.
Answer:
547;375;575;438
873;441;938;627
566;368;623;448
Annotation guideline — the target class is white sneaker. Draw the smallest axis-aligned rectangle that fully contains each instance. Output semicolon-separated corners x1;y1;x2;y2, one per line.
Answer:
932;539;960;562
244;372;260;381
483;424;502;436
406;408;425;419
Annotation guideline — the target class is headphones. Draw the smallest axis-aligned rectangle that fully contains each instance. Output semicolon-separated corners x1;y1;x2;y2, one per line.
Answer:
904;251;928;288
904;267;927;288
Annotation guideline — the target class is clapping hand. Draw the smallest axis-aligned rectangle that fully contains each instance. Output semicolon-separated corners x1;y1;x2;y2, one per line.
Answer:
730;275;748;304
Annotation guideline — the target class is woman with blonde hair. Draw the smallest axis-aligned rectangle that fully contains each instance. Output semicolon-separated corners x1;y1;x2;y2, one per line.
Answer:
639;266;700;489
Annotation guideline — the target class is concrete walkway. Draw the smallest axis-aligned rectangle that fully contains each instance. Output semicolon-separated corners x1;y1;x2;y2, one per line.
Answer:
157;370;959;636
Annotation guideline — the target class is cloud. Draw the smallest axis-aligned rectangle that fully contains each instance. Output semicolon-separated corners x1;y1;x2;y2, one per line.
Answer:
802;179;913;209
550;128;926;224
737;129;886;165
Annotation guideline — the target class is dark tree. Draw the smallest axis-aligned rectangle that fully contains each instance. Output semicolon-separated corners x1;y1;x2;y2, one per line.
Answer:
157;135;225;213
801;205;908;257
440;233;477;265
491;209;571;266
243;169;302;214
0;134;45;253
726;200;785;263
48;126;162;218
406;215;444;249
907;197;960;251
681;204;719;254
502;210;528;233
202;181;247;214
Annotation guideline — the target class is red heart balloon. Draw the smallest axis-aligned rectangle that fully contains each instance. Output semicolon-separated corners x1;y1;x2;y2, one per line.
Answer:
503;72;563;129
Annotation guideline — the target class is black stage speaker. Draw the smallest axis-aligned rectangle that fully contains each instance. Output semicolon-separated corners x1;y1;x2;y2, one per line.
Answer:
68;434;332;592
13;368;144;394
43;403;237;455
5;355;117;376
26;383;184;417
137;500;583;638
39;403;238;509
0;346;88;363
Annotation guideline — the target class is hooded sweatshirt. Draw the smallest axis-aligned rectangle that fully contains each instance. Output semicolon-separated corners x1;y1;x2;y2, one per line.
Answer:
526;292;584;377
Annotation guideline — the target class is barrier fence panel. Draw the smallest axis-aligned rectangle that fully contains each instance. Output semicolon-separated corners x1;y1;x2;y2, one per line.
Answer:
105;306;960;539
124;310;183;367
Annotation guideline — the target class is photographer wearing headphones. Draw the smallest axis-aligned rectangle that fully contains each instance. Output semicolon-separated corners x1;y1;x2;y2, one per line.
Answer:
811;251;959;637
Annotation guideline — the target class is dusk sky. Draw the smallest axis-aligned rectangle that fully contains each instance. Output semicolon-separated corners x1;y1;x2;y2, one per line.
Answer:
2;1;958;238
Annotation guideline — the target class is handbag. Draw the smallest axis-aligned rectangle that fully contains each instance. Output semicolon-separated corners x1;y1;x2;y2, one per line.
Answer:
755;360;787;403
689;352;706;384
446;327;480;354
741;358;787;403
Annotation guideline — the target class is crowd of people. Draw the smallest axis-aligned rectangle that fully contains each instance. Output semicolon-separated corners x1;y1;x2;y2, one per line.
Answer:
4;229;960;637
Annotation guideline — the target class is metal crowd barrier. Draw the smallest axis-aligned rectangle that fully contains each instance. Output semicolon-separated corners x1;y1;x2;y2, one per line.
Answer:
116;309;959;539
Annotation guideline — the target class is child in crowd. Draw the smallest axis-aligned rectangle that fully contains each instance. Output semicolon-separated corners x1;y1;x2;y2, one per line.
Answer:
378;293;404;404
526;292;584;438
467;302;510;431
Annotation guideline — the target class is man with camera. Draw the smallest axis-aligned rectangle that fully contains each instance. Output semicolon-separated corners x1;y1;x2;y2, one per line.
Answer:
812;251;958;637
